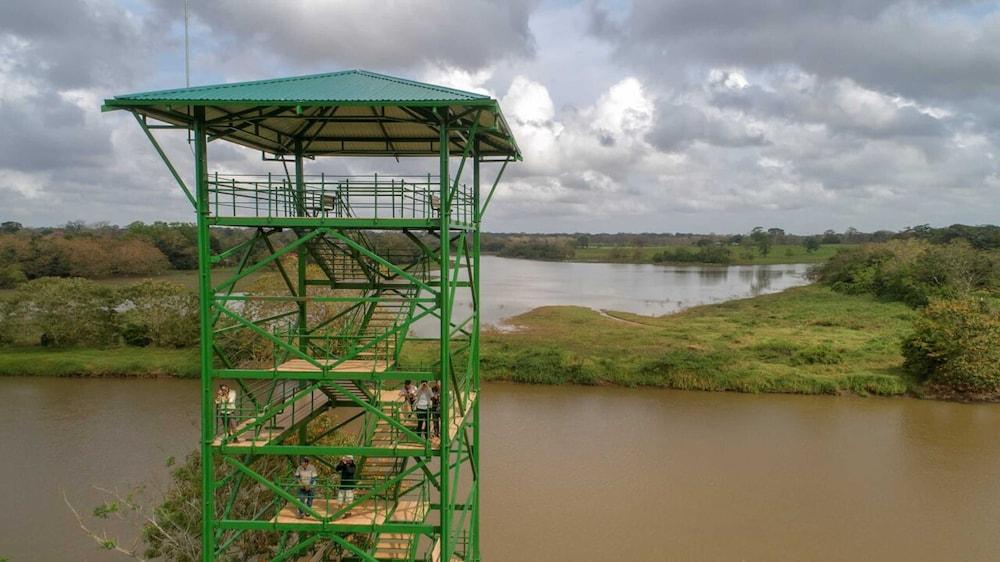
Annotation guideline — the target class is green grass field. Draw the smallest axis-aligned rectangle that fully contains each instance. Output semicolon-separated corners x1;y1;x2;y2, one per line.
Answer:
571;243;850;265
2;284;918;397
404;284;918;396
0;346;199;378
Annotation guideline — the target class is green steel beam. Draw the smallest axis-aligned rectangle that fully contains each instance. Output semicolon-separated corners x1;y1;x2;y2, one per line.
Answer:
193;106;215;562
134;113;196;208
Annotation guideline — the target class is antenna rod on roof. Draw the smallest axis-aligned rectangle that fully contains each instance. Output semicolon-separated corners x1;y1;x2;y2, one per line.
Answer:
184;0;190;87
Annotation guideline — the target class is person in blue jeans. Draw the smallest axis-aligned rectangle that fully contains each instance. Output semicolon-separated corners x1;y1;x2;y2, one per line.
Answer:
294;457;317;519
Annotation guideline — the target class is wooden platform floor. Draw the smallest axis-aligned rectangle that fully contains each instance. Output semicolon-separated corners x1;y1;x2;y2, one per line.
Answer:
273;499;424;525
213;390;328;448
276;358;390;373
376;390;477;450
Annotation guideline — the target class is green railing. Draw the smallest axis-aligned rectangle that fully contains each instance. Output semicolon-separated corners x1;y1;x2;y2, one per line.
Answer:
208;173;475;224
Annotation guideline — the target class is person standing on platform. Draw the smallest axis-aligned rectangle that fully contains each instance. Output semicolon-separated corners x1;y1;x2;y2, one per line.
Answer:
294;457;317;519
431;381;442;438
414;380;433;439
215;384;237;440
335;455;357;517
399;380;417;412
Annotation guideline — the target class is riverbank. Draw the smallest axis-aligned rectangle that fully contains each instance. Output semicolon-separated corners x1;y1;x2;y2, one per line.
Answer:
478;284;916;395
423;284;917;396
1;285;919;397
0;346;198;378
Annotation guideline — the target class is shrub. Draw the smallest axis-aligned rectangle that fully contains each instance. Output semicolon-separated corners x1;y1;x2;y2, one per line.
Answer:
498;238;575;261
902;298;1000;395
15;277;119;346
117;282;199;348
816;239;999;307
0;264;26;288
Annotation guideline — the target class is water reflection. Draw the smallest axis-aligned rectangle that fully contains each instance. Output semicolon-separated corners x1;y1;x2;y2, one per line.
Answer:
413;257;811;335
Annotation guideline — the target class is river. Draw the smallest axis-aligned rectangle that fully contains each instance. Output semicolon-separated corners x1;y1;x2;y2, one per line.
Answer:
1;259;998;561
413;257;811;335
2;379;998;561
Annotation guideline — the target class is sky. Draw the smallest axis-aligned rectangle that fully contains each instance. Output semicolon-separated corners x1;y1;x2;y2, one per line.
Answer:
2;0;999;234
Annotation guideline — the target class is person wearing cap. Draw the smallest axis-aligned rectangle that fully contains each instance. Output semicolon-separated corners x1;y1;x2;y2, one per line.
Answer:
294;457;317;519
335;455;357;516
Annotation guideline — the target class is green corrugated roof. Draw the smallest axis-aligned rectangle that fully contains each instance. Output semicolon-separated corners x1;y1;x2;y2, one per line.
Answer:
103;69;520;159
110;69;491;105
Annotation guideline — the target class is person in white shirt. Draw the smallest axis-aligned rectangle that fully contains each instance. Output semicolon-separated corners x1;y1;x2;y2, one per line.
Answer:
294;457;318;519
413;380;433;438
215;384;238;440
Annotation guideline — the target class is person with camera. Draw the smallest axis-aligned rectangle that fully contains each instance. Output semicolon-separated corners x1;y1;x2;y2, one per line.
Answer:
335;455;358;517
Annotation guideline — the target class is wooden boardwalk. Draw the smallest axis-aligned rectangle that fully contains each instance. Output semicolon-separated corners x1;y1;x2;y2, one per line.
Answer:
275;358;390;373
213;390;329;448
273;499;426;525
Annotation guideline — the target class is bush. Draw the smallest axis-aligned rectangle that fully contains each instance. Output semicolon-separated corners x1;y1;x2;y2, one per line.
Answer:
0;264;26;288
117;282;199;348
651;245;731;264
902;298;1000;395
816;239;999;307
14;277;119;346
498;238;575;261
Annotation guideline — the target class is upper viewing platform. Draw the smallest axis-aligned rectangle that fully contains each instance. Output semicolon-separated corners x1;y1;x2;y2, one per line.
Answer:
102;69;521;159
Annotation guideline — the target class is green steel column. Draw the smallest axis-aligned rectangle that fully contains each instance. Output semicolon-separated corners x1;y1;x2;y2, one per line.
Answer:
438;112;452;560
471;143;481;562
193;106;215;562
294;141;308;446
295;141;307;349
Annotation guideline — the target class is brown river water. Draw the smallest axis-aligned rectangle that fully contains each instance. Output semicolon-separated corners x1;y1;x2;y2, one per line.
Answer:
1;378;998;561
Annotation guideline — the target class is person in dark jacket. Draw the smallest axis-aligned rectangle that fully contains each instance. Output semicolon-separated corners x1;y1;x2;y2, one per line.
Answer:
335;455;357;516
431;381;441;438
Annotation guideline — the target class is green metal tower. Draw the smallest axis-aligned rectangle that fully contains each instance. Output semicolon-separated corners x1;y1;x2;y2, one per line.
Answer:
104;70;520;562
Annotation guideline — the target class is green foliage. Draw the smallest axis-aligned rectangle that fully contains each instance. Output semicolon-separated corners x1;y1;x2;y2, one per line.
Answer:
651;245;731;264
816;239;999;307
0;264;26;288
497;238;575;260
898;223;1000;250
0;347;198;377
902;298;1000;395
126;221;200;270
117;281;199;348
750;226;772;256
803;237;821;253
13;278;119;346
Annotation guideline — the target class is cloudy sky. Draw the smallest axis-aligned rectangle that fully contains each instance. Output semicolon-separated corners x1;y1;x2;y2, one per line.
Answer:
2;0;999;233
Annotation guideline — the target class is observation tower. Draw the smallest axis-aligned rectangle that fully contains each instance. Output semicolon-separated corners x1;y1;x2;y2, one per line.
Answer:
104;69;520;561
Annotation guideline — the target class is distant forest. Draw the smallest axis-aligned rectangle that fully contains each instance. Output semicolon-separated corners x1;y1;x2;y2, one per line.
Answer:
0;219;997;287
483;224;1000;262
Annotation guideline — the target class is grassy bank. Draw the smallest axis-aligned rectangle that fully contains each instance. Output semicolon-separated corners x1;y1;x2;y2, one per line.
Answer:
570;243;850;265
1;285;919;397
414;284;915;396
0;347;199;378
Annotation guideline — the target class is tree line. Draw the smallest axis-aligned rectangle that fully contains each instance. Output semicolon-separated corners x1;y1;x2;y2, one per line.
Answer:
813;238;1000;397
0;221;259;288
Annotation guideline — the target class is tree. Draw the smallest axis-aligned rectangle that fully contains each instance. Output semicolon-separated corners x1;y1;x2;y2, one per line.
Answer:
767;227;786;244
821;229;842;244
803;237;821;253
0;221;22;234
750;227;771;256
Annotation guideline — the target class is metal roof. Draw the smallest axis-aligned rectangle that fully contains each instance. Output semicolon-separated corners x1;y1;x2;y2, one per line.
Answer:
107;69;492;105
103;70;520;159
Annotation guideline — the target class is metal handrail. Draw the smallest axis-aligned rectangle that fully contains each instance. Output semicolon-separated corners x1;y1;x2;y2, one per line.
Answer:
207;173;474;223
